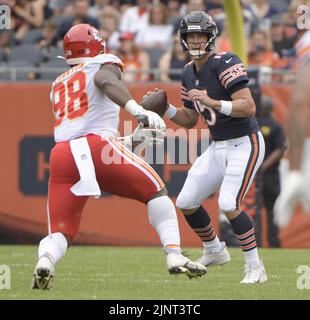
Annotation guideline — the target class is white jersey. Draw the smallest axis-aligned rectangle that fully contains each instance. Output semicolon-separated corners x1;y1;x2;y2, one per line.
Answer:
50;54;124;142
295;30;310;66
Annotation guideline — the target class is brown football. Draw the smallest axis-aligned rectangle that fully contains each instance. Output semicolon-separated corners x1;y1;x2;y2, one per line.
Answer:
141;89;168;117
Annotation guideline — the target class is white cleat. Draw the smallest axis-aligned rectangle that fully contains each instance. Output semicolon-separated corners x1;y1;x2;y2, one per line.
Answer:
196;242;231;267
31;256;55;290
240;260;268;284
166;253;207;279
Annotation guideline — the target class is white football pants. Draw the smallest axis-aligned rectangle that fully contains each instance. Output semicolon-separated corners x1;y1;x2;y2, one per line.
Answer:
176;132;265;212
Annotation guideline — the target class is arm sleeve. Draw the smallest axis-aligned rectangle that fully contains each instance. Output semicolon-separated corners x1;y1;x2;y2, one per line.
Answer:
217;53;248;91
227;80;248;96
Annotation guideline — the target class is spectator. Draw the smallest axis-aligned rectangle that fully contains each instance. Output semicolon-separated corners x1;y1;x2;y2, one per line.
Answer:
172;0;206;34
57;0;100;40
158;35;190;81
248;29;282;68
259;96;287;248
270;16;295;67
251;0;280;19
99;6;121;51
250;0;280;28
9;0;46;42
215;21;232;53
211;1;259;39
88;0;110;19
166;0;183;25
36;19;59;54
119;0;149;34
135;2;173;49
114;32;151;82
119;0;136;15
0;30;14;57
206;0;224;19
48;0;72;16
291;0;310;68
270;14;296;58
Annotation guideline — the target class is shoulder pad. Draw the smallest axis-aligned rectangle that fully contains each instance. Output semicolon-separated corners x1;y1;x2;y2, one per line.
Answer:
87;54;125;70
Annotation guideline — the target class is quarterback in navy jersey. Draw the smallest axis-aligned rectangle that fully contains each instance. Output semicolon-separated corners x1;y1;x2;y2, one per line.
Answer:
163;11;267;283
181;52;260;141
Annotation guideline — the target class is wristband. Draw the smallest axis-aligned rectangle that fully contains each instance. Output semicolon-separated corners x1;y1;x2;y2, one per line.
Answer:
165;104;178;119
124;99;143;115
220;100;232;116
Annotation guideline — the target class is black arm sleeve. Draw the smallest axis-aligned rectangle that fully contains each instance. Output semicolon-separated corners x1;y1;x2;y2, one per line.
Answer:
227;80;248;96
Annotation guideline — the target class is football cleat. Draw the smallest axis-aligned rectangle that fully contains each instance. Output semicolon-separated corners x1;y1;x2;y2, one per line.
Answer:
240;260;268;284
196;241;231;267
31;256;55;290
166;253;207;279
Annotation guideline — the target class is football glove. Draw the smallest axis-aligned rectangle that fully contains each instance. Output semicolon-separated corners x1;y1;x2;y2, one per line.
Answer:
134;108;166;131
119;123;165;151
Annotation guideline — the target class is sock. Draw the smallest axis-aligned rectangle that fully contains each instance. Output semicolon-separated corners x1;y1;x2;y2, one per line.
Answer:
147;196;181;254
229;211;260;266
38;232;68;265
184;206;222;252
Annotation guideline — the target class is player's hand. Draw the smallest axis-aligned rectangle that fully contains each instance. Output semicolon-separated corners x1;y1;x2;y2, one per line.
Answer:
120;123;165;150
132;123;165;147
188;89;216;110
273;171;303;227
134;108;166;130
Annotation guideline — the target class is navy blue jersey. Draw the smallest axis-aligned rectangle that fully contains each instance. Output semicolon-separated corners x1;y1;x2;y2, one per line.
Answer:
181;52;259;141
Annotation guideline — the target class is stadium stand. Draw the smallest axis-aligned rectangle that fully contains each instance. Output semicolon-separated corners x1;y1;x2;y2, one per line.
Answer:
8;44;45;65
20;28;43;45
0;0;304;82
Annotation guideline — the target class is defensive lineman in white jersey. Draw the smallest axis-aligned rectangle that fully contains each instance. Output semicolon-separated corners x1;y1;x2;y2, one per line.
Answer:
32;24;206;290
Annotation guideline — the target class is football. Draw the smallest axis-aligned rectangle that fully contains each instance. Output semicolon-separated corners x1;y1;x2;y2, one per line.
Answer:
141;89;168;117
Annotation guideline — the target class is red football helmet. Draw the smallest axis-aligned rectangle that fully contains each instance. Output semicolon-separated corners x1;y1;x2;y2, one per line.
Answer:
63;24;106;65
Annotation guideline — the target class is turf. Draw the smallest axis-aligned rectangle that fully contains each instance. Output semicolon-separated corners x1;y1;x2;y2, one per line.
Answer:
0;245;309;300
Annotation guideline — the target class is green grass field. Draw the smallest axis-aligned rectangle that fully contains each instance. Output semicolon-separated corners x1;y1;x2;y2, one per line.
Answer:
0;245;309;300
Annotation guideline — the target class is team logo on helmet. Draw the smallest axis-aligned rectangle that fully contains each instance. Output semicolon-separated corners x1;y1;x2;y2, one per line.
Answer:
91;28;104;43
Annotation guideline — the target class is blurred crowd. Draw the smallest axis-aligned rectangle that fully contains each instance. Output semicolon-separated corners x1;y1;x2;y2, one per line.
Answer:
1;0;310;81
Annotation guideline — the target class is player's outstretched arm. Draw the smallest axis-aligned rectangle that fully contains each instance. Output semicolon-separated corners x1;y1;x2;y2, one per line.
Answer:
94;64;132;107
94;64;165;130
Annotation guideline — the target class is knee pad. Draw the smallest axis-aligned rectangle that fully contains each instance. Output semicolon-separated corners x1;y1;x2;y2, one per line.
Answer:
176;192;197;210
218;193;236;212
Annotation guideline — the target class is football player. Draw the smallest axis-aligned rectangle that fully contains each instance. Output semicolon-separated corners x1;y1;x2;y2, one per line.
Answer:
163;11;267;283
274;62;310;227
31;24;206;290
